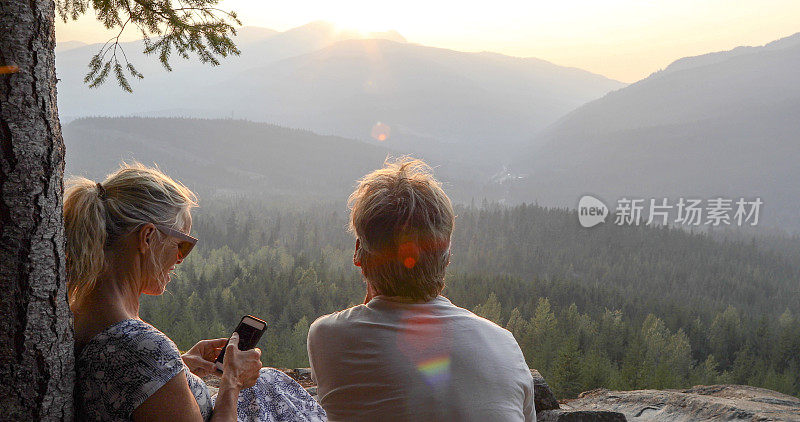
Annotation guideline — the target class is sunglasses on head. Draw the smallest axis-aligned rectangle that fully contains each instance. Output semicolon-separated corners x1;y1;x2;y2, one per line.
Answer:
154;224;198;258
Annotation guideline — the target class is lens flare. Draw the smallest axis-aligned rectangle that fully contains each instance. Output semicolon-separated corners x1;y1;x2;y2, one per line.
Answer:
418;356;451;386
398;241;420;269
0;65;19;74
371;122;391;142
397;311;453;388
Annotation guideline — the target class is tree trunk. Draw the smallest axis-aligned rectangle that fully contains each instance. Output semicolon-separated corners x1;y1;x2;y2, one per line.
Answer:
0;0;74;420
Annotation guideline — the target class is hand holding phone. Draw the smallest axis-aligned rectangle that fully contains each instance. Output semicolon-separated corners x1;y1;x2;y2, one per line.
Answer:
181;337;228;377
214;315;267;372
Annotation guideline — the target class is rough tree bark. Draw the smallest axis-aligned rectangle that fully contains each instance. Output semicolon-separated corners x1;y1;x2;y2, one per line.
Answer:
0;0;75;420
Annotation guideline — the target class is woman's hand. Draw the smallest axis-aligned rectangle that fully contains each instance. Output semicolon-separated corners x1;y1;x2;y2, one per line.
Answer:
181;338;228;378
220;332;263;390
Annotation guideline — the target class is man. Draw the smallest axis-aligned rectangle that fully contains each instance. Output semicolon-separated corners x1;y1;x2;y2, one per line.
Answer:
308;157;535;421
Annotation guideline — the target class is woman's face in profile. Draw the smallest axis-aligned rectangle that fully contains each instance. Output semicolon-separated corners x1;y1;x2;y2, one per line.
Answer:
142;213;192;295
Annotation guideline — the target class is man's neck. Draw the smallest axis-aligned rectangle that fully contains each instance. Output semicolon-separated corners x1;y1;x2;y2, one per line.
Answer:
363;282;379;304
374;295;430;304
364;281;440;304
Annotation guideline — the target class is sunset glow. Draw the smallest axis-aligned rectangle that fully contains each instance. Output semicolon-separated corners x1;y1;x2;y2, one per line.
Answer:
54;0;800;82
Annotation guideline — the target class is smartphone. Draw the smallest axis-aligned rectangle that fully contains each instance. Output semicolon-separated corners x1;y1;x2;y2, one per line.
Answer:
214;315;268;372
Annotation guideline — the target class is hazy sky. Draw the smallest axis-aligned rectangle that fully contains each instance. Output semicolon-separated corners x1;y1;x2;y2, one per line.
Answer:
55;0;800;82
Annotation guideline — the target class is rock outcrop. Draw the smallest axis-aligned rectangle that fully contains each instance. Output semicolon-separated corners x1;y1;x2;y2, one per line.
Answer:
565;384;800;421
532;369;560;412
531;369;627;421
537;409;628;422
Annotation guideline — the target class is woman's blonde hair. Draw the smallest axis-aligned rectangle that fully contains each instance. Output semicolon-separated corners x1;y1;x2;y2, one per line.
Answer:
349;156;454;301
63;162;197;310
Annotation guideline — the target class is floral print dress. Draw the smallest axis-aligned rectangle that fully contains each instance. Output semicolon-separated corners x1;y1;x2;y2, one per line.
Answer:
76;319;326;421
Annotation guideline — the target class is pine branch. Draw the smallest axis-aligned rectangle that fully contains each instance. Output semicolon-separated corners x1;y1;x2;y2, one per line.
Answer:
57;0;241;91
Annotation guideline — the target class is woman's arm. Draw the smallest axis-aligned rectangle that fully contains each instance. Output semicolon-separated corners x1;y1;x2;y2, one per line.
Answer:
133;333;262;422
209;333;262;420
132;370;245;422
132;372;205;421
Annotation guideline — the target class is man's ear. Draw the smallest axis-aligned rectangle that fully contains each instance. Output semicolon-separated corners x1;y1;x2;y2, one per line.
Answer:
353;239;362;267
138;223;157;254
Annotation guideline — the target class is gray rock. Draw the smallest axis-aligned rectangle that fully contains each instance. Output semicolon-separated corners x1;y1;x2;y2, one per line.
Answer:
294;368;312;377
564;385;800;421
537;409;627;422
533;369;561;411
285;368;313;382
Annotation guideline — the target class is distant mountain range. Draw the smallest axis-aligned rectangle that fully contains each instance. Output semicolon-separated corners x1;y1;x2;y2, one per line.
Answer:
59;26;800;232
510;32;800;232
56;21;624;168
56;22;405;119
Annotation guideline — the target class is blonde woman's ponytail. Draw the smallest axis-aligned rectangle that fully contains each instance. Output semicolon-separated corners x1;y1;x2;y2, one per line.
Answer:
64;178;108;310
63;162;198;311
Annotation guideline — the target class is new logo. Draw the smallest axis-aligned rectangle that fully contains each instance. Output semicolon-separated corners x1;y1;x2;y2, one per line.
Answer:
578;195;609;228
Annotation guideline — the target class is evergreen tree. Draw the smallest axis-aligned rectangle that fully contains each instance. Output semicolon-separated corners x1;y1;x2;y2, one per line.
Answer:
693;355;721;386
581;349;615;391
289;316;311;367
709;306;743;368
506;307;528;343
474;292;503;325
530;298;559;372
550;338;583;398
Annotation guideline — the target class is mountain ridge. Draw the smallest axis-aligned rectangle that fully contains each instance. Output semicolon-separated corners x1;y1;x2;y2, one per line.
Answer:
509;32;800;232
657;31;800;77
56;21;624;169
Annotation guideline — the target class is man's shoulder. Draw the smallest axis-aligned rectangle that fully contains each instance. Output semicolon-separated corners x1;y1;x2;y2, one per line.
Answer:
439;297;516;337
309;304;368;333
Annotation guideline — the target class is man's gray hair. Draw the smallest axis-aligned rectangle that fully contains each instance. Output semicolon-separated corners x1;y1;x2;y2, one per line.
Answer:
348;157;455;301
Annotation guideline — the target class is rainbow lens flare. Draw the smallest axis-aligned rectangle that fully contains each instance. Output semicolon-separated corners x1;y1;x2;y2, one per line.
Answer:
418;355;452;386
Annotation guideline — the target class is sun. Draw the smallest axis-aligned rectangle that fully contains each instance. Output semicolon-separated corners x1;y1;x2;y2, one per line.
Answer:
307;0;414;35
327;15;396;35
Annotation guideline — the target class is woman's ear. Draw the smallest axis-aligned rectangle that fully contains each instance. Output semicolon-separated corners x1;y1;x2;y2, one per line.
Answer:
353;239;362;267
138;223;157;254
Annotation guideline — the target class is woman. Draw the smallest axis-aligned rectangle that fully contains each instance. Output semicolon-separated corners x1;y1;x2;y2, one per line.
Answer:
65;163;326;421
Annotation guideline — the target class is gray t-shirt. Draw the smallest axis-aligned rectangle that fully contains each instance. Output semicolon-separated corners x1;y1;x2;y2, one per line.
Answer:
308;295;536;422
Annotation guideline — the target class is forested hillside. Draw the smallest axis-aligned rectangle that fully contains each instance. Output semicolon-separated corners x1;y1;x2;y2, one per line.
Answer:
140;199;800;399
64;117;391;198
63;117;512;202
